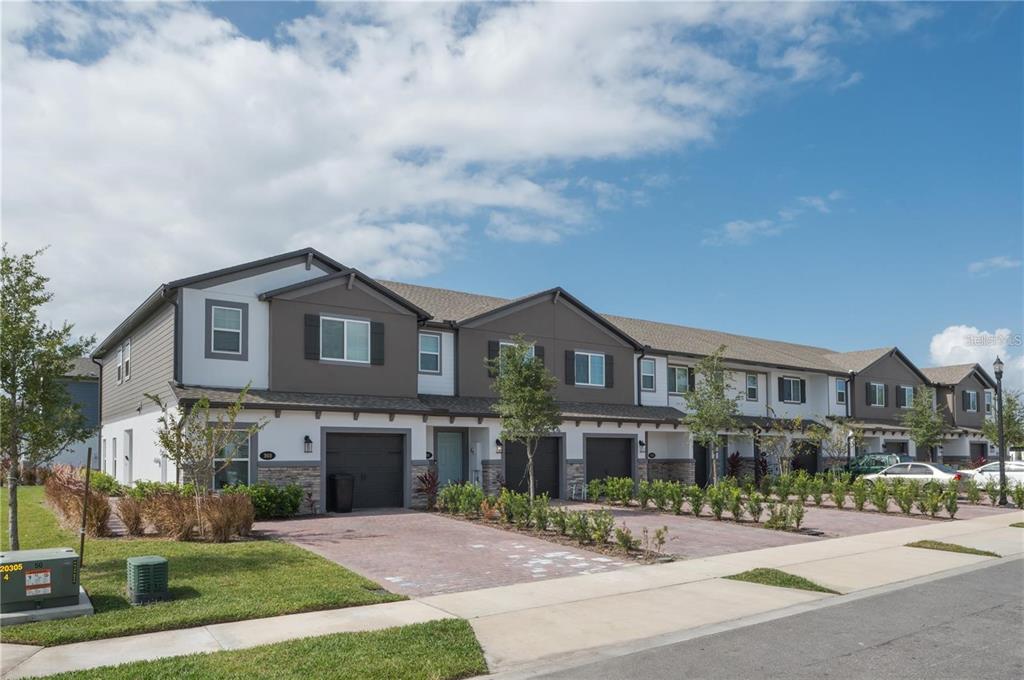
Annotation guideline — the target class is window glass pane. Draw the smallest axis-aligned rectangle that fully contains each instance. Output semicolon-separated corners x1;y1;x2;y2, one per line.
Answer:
642;374;654;390
420;353;439;372
673;368;688;393
420;334;440;353
590;354;605;386
575;353;589;383
213;307;241;331
213;460;249;489
213;329;240;353
321;319;344;359
346;321;370;362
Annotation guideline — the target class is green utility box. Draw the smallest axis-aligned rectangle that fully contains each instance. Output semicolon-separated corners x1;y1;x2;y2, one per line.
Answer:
0;548;81;613
127;555;171;605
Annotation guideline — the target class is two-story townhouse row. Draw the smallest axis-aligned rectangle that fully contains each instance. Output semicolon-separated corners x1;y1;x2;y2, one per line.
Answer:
92;248;994;511
920;364;996;462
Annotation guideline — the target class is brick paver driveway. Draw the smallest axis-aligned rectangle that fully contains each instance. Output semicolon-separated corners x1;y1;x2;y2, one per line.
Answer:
256;510;631;597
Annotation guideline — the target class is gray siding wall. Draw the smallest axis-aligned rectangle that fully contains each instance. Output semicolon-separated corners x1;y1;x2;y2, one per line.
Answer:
935;386;956;427
952;374;988;429
458;298;636;404
101;303;175;421
850;352;925;424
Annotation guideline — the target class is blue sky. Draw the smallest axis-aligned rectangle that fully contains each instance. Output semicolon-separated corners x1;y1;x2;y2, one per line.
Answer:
4;2;1021;381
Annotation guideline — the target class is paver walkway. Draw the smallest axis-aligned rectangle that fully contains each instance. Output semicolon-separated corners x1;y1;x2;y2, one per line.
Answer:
256;509;631;596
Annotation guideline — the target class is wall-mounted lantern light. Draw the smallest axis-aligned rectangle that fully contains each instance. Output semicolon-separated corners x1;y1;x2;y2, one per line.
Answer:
425;451;433;460
638;440;646;450
495;439;504;456
303;435;313;454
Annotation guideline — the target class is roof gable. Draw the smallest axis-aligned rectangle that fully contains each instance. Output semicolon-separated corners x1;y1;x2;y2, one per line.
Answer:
259;270;431;320
921;363;996;389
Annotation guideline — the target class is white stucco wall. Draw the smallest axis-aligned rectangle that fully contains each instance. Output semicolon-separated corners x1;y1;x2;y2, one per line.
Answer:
101;410;174;485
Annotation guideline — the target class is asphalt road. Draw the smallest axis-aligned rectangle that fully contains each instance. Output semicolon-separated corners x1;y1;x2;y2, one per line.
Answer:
534;558;1023;680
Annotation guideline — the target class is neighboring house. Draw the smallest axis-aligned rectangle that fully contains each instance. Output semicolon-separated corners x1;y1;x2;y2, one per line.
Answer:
920;364;996;463
91;248;994;509
51;357;101;469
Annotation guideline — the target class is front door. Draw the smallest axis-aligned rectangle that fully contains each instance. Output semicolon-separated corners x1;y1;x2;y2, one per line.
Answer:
436;432;465;487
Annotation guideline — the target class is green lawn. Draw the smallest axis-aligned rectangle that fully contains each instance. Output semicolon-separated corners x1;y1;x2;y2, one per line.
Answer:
40;619;487;680
906;540;1000;558
724;568;839;594
1;486;403;646
1011;522;1024;528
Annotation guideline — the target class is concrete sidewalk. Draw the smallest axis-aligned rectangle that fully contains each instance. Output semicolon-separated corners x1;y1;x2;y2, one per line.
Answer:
3;510;1021;678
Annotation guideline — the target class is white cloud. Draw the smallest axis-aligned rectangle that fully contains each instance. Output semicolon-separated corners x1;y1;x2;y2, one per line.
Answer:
967;256;1022;277
929;325;1024;391
2;2;931;338
704;189;844;246
834;71;864;90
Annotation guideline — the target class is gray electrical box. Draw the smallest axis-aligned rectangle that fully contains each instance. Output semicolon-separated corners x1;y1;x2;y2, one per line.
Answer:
0;548;80;613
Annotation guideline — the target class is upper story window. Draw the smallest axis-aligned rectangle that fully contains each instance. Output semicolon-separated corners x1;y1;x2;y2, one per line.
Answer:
896;385;914;409
320;316;370;363
419;333;441;373
985;391;993;414
836;378;847;405
867;382;886;407
668;366;690;394
500;341;535;361
963;390;978;412
574;351;605;387
116;345;123;383
780;376;803;404
640;358;656;392
122;339;131;382
206;299;249;361
745;373;758;401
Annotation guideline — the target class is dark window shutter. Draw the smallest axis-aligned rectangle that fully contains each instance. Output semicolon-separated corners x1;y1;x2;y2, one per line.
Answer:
799;379;806;404
778;377;785;401
370;322;385;365
304;314;319;360
487;341;500;377
883;385;889;407
565;350;575;384
866;384;872;406
961;390;967;410
687;368;696;392
604;354;614;388
896;388;903;408
534;345;545;365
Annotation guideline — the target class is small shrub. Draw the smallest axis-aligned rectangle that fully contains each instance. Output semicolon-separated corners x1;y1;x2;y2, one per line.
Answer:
604;477;635;505
746;492;765;523
227;492;255;536
776;472;794;501
707;484;726;520
550;506;571;535
943;487;959;519
916;488;943;518
831;478;849;510
148;493;197;540
638;480;653;510
894;482;918;515
808;476;825;507
202;495;238;543
764;503;791;530
788;501;805;530
437;484;459;513
614;524;639;553
1011;481;1024;509
793;471;810;504
727;487;744;521
586;478;604;503
115;496;145;536
590;509;615;544
228;483;303;519
984;479;1000;506
568;511;591;544
651;526;669;555
665;481;683;515
479;496;501;521
686;485;706;517
531;494;551;531
726;452;744;479
963;478;981;505
851;478;869;512
870;480;890;513
88;470;122;496
415;469;439;511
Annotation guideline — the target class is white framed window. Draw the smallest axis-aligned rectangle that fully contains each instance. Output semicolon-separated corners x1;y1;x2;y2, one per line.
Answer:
985;391;993;414
898;385;914;409
836;379;847;405
419;332;441;373
781;376;802;404
116;345;123;383
211;306;243;354
574;351;605;387
640;358;656;392
668;366;689;394
213;432;252;489
122;339;131;382
868;382;886;407
320;317;371;363
500;341;535;360
745;373;758;401
964;390;978;412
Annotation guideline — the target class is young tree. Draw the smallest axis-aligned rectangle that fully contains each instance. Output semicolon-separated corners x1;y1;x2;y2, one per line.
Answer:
487;336;561;499
808;418;865;468
753;415;808;476
147;385;266;535
901;386;946;461
983;389;1024;454
1;246;94;550
683;346;740;485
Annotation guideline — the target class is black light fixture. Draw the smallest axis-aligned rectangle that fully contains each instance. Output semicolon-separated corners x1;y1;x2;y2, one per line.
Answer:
425;451;433;460
993;356;1007;506
638;440;646;449
303;435;313;454
495;439;504;455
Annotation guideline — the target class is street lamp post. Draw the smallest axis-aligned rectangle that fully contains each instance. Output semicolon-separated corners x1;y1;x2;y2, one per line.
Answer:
994;356;1007;506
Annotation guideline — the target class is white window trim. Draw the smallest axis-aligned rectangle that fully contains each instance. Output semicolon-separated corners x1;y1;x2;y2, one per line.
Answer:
499;340;535;358
418;332;442;374
985;391;993;414
574;351;605;387
898;385;914;409
868;382;885;407
212;432;252;489
122;339;131;382
836;378;847;405
745;373;758;401
782;376;802;404
965;390;978;412
640;358;656;392
668;365;689;395
319;316;371;364
211;305;244;355
116;346;123;384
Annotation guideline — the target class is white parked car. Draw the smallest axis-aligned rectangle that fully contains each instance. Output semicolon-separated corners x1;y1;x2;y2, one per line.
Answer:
960;461;1024;487
862;462;962;485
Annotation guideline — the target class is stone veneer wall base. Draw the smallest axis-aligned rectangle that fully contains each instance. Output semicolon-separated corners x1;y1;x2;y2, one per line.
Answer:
257;464;320;515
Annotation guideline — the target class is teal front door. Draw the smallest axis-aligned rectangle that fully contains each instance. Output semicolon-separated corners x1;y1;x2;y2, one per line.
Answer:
436;432;465;486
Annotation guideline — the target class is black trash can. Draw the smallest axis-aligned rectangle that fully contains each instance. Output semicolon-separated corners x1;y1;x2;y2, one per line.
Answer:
329;473;355;513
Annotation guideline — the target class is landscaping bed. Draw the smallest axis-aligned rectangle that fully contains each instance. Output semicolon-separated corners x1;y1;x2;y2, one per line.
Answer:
38;619;487;680
0;486;402;646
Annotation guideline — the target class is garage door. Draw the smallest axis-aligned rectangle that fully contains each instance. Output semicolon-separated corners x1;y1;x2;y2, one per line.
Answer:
505;438;560;498
970;442;988;462
585;438;632;483
325;433;405;509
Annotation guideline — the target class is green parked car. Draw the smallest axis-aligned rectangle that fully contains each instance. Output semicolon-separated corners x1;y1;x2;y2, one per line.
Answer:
844;453;914;478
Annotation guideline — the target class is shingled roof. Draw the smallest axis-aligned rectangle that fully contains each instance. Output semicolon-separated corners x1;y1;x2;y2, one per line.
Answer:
921;363;996;388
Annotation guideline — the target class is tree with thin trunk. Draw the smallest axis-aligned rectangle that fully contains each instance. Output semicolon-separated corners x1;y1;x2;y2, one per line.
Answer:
683;345;740;485
1;246;94;550
901;386;946;461
808;418;865;468
488;336;560;499
147;385;265;536
982;389;1023;455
